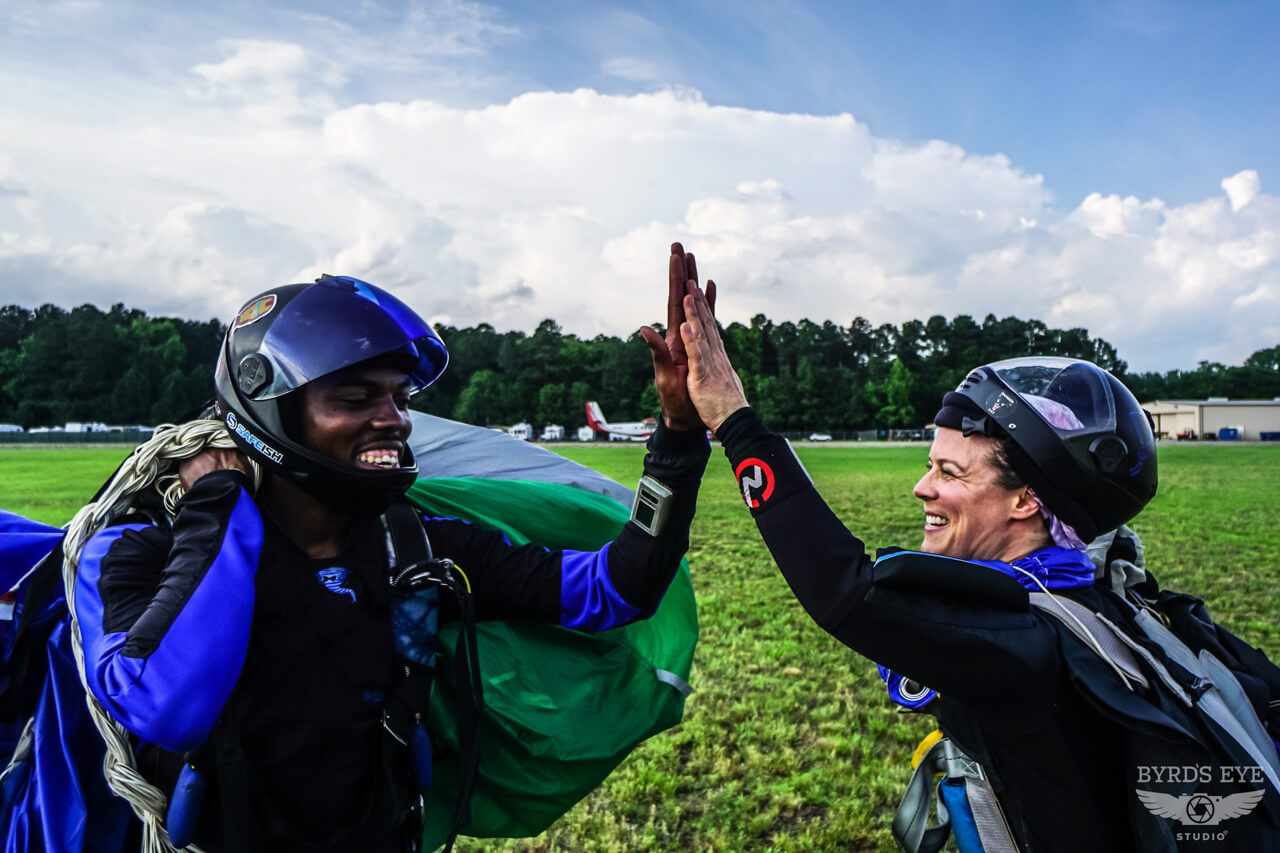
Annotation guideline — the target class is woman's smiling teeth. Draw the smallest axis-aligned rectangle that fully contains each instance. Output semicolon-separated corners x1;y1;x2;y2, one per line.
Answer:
357;449;400;469
925;513;948;528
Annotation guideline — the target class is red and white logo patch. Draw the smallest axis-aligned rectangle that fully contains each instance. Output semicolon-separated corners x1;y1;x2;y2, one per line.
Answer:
734;457;775;508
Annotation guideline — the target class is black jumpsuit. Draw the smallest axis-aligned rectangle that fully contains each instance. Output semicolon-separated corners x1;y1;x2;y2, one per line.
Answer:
717;407;1133;852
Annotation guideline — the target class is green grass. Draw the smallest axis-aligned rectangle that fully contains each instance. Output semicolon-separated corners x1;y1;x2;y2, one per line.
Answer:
0;446;134;525
3;442;1278;851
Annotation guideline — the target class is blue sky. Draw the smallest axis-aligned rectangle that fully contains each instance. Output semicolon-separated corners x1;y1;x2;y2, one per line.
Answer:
1;0;1277;371
485;0;1280;208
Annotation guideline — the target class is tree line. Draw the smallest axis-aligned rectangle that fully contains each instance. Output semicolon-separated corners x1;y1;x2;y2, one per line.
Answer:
1;303;1277;431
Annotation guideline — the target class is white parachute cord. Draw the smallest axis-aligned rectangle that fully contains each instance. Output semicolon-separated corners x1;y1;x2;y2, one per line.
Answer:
0;716;35;787
61;419;260;853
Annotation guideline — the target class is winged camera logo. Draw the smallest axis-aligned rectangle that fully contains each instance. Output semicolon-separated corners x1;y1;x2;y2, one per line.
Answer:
1135;789;1264;827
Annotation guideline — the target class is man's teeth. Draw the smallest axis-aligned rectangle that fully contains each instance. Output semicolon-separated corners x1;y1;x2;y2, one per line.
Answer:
358;450;399;468
925;513;948;527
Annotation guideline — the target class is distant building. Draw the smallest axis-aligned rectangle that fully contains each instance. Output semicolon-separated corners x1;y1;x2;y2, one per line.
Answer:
505;422;533;441
64;422;110;433
1141;399;1280;440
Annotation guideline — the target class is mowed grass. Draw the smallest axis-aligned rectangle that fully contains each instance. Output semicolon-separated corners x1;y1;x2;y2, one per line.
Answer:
2;443;1277;851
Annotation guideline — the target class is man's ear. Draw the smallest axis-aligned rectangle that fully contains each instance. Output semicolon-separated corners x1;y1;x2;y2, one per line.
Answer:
1010;487;1041;522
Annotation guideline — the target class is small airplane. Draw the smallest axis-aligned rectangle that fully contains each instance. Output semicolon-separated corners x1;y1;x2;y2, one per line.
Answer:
585;402;657;440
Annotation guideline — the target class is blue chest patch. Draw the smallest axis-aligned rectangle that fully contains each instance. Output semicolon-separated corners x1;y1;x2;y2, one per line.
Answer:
316;567;357;603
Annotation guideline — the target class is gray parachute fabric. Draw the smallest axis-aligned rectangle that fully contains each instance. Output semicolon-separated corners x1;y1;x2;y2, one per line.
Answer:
408;412;632;505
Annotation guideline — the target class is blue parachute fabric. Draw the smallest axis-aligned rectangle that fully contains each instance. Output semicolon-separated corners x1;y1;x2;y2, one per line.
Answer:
1;510;66;752
3;621;130;852
1;510;132;852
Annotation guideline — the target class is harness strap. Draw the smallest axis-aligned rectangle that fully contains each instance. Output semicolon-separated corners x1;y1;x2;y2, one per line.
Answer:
1032;591;1280;793
892;736;1018;853
213;707;260;853
1131;607;1280;793
383;500;485;853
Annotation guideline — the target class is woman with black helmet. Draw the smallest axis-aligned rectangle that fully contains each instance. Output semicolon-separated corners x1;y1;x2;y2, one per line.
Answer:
71;263;714;852
666;249;1270;851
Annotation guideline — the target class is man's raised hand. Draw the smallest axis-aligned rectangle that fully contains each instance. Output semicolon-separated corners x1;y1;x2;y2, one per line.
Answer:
641;242;717;431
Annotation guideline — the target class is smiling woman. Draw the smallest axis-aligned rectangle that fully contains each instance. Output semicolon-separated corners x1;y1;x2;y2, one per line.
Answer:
673;246;1280;852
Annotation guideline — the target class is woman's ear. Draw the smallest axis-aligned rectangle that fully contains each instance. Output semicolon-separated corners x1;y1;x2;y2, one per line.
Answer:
1010;487;1042;522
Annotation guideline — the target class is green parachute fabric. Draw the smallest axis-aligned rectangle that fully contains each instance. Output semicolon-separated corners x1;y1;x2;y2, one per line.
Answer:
404;478;698;849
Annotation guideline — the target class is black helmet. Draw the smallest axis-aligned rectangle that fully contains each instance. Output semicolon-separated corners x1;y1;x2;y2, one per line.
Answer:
934;357;1157;542
214;274;449;514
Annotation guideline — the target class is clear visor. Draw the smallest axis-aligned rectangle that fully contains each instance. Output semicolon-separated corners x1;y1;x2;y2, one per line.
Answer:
248;277;448;399
987;357;1116;435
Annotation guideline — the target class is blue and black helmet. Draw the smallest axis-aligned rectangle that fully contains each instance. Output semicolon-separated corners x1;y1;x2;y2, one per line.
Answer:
214;274;449;513
935;357;1157;542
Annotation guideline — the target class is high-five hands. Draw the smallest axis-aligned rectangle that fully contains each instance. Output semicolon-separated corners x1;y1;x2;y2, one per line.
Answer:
641;243;719;431
675;249;748;433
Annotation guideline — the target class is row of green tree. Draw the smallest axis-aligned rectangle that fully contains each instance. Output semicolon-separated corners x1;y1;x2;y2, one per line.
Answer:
1;303;1277;431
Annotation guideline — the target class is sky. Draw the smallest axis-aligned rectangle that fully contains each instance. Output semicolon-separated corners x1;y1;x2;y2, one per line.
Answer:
1;1;1277;372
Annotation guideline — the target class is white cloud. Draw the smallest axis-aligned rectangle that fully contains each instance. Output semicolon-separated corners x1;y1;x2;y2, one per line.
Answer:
1222;169;1260;212
601;57;663;82
1;50;1277;371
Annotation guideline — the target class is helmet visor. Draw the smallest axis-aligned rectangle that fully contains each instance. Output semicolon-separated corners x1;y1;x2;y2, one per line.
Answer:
987;357;1116;436
249;276;448;399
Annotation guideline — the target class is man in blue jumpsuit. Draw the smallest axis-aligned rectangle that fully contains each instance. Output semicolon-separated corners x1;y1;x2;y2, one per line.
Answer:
74;253;712;851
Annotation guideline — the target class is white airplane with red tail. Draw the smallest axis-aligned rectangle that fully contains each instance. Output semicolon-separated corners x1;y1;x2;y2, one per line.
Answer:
585;402;657;440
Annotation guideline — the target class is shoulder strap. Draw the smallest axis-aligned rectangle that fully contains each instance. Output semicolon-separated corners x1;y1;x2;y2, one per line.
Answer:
1027;592;1150;691
385;500;434;578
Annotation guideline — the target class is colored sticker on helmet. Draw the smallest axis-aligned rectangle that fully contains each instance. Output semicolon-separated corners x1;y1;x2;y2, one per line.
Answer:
734;457;775;509
234;294;276;328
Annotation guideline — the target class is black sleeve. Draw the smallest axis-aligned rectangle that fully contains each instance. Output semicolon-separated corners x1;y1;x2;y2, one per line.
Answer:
607;420;710;614
716;407;1060;711
430;420;710;628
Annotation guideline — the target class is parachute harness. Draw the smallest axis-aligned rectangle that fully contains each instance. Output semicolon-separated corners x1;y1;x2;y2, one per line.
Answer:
60;419;261;853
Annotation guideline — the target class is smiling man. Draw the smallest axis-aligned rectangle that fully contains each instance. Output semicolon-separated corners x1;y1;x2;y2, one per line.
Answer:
72;271;711;852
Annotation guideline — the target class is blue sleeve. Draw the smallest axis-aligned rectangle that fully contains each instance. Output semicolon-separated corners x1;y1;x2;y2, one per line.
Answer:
559;544;640;630
430;421;709;633
75;471;264;751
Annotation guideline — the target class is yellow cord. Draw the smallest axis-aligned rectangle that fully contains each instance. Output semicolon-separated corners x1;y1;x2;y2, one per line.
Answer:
911;729;945;769
451;562;472;594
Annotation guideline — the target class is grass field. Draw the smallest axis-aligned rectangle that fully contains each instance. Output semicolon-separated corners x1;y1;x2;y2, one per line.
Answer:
3;442;1278;851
